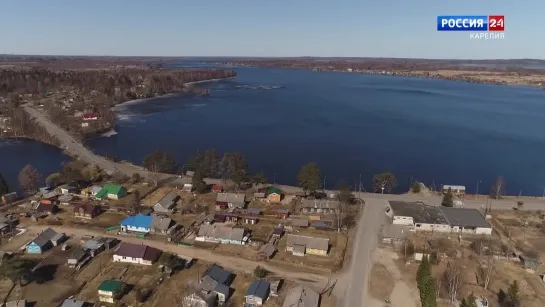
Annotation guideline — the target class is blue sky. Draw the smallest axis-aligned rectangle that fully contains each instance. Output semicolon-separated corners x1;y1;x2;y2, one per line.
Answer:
0;0;542;59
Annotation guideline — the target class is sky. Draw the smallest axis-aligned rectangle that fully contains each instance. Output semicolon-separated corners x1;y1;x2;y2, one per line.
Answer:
0;0;543;59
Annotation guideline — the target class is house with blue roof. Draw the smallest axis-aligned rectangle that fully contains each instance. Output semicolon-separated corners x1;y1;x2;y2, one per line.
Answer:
120;214;152;233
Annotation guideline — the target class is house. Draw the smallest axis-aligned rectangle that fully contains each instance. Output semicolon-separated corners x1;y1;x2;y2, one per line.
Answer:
60;299;87;307
243;215;258;224
51;233;67;246
275;209;290;219
381;225;411;243
282;285;320;307
200;264;235;304
26;228;58;254
216;193;246;209
113;242;161;265
294;191;307;199
182;292;217;307
73;203;101;219
212;184;223;193
67;247;87;267
120;214;152;233
196;224;246;245
259;243;276;260
440;207;492;235
300;199;340;214
266;187;283;204
95;184;127;200
1;192;18;205
83;113;99;120
442;185;466;196
223;212;240;223
82;185;102;197
290;219;309;228
98;280;124;303
153;191;179;213
245;280;270;306
388;201;451;233
150;215;176;234
286;234;329;256
519;255;541;269
5;300;27;307
215;202;228;211
58;195;74;206
36;202;59;214
58;184;77;195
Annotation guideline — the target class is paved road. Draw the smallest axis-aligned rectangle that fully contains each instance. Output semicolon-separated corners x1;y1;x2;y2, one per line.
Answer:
342;198;386;307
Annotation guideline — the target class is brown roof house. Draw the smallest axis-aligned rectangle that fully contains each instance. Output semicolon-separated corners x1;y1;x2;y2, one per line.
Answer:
36;202;59;214
73;203;101;219
286;234;329;257
112;242;161;265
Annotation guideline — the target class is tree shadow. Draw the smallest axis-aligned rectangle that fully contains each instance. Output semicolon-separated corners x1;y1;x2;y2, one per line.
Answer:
33;264;59;284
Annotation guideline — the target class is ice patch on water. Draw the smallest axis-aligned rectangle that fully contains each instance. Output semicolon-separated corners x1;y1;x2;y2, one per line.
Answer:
235;84;286;90
101;129;118;137
117;113;146;123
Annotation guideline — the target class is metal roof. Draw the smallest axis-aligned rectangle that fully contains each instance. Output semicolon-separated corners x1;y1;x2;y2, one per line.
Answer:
150;215;173;230
206;264;234;286
155;191;178;209
120;214;152;228
439;207;491;228
31;227;58;247
60;299;86;307
389;201;449;225
114;242;160;261
246;279;270;299
301;199;340;209
216;193;246;205
442;185;466;191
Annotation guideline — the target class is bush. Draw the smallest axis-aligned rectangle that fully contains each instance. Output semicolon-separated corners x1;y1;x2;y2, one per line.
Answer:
411;181;421;193
253;266;269;278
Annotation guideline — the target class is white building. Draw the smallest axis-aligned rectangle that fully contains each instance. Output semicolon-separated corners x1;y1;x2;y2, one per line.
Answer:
112;242;161;265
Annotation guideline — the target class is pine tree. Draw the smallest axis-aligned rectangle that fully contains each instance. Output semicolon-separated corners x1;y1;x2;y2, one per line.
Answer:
0;172;8;196
460;298;468;307
507;280;520;307
417;256;434;307
465;293;477;307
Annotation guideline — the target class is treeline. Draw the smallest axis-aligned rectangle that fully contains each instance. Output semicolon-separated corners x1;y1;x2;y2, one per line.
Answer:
0;67;236;104
0;107;60;145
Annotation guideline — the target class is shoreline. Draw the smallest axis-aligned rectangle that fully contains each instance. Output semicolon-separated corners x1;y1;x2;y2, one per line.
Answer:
220;63;545;89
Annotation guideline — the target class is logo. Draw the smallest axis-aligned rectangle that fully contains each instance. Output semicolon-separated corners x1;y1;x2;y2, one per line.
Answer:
437;15;504;39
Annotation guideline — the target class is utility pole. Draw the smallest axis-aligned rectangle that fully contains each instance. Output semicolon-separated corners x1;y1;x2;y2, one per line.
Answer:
323;176;326;191
475;180;481;199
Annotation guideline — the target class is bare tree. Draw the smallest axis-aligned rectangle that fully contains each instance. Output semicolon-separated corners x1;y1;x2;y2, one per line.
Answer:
18;164;41;195
479;257;494;290
491;176;506;199
442;261;464;303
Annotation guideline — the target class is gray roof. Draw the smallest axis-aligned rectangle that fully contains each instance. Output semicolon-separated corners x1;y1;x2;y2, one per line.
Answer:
246;279;270;299
253;192;266;198
301;199;340;209
389;201;449;225
216;193;246;205
82;236;106;250
381;225;411;240
290;219;309;227
198;224;245;241
60;299;86;307
58;195;73;202
206;264;233;286
259;243;276;257
0;223;8;230
439;207;491;228
69;247;87;261
200;275;229;297
286;234;329;252
282;285;319;307
150;215;173;231
42;191;58;199
155;191;178;209
31;228;58;247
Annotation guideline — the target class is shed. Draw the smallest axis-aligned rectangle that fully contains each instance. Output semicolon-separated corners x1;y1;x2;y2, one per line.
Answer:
50;233;67;246
60;299;86;307
5;300;27;307
290;219;309;228
259;243;276;260
245;279;271;306
282;285;319;307
67;247;87;267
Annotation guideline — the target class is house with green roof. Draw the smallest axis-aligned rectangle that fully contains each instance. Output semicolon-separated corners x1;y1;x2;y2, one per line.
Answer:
95;184;127;200
98;280;124;303
267;187;283;204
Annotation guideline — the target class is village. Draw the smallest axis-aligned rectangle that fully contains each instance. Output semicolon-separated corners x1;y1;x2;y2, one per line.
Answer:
0;171;545;307
0;171;349;307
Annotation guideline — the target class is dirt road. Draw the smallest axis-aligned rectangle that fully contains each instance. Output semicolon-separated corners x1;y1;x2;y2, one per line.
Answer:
25;225;328;287
341;198;387;307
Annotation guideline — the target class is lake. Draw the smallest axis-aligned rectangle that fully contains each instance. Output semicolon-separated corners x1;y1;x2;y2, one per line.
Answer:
3;66;545;195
